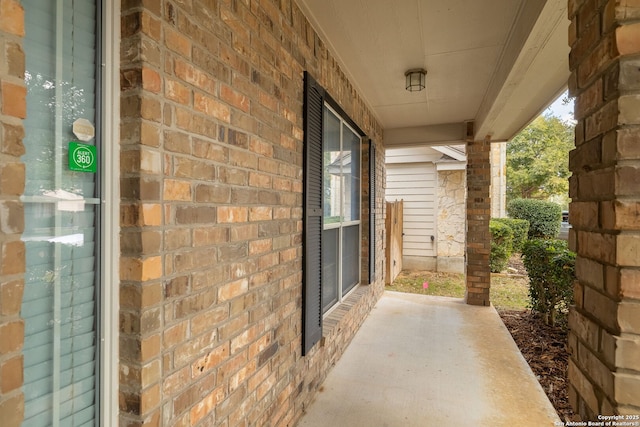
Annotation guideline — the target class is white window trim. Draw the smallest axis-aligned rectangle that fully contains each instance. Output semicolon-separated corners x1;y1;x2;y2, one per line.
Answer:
99;1;120;424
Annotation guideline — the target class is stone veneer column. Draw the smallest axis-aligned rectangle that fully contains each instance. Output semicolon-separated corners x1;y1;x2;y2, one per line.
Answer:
465;137;491;306
490;142;507;218
568;0;640;418
0;1;26;426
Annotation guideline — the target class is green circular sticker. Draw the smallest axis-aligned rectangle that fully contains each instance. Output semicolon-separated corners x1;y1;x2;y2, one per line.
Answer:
69;142;97;173
74;146;94;168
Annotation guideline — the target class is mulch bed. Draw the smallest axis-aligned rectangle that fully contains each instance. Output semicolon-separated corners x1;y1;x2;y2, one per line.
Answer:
498;309;579;422
497;255;579;422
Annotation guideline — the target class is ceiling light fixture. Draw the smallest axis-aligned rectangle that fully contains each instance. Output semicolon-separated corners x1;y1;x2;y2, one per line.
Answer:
405;68;427;92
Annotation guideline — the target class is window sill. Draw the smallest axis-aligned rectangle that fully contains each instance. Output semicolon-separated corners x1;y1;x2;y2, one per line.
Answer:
321;284;370;343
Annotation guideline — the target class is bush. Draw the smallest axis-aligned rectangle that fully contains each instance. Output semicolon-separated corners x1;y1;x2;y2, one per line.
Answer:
522;239;575;327
507;198;562;239
492;218;529;252
489;219;514;273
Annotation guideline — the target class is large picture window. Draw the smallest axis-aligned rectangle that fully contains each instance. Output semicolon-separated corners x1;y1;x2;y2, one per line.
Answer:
322;106;361;312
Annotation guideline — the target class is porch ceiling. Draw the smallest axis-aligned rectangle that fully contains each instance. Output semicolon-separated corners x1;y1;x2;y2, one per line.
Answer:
296;0;570;146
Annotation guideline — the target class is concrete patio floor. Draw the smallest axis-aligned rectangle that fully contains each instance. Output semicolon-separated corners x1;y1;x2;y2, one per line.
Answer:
297;291;561;427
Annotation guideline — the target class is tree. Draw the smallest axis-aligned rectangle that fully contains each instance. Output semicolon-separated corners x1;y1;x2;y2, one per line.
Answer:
506;115;573;202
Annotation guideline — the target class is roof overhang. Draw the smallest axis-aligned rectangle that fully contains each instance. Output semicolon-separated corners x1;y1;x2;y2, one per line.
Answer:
296;0;570;147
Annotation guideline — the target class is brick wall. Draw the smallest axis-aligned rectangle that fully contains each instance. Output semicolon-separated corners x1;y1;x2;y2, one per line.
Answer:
465;138;491;306
0;1;25;426
119;1;384;426
568;0;640;418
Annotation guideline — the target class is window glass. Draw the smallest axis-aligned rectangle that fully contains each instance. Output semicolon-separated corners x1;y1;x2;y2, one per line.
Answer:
341;224;360;295
343;125;360;222
322;228;339;309
322;106;361;313
323;108;341;224
21;1;100;425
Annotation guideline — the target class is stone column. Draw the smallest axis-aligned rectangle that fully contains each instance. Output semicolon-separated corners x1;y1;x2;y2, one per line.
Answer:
465;137;491;306
0;1;26;426
568;0;640;418
491;142;507;218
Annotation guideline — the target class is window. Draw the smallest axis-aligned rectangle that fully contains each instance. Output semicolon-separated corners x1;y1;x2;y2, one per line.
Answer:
302;72;374;355
322;106;361;312
21;1;103;425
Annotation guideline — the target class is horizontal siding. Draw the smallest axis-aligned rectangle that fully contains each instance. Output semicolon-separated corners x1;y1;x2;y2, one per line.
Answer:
386;171;437;180
385;163;437;257
386;147;442;164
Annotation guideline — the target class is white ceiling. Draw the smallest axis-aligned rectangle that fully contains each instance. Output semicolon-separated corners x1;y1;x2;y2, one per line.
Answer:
296;0;570;146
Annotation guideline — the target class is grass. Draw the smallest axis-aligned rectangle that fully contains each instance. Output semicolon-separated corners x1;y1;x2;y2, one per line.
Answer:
387;270;530;310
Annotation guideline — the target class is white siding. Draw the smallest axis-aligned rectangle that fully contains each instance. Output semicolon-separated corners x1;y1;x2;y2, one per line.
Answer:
385;163;437;257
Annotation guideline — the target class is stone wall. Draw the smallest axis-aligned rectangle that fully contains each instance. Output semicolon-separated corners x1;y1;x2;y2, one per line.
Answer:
568;0;640;418
0;0;25;424
437;169;466;272
490;142;506;218
119;1;385;426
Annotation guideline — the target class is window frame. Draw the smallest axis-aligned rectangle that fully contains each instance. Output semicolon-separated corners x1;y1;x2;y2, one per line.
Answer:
302;72;375;356
19;0;120;424
321;103;362;315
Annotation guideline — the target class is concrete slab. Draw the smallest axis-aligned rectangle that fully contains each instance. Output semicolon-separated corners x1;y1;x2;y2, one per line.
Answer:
297;291;561;427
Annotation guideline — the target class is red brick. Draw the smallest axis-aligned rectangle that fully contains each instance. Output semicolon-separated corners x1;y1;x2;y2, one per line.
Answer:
163;179;192;201
190;385;225;425
191;342;230;379
1;240;23;275
619;94;640;124
141;11;161;40
221;85;250;113
194;93;231;122
0;320;23;354
616;22;640;55
1;81;25;118
574;79;602;121
0;0;24;36
217;206;248;223
0;279;23;316
165;78;191;105
142;67;161;93
174;59;215;93
0;392;23;427
164;26;191;58
5;41;24;78
0;355;22;393
577;32;617;88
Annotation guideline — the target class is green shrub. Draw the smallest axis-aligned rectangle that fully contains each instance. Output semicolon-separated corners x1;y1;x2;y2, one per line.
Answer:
507;198;562;239
489;219;514;273
493;218;529;252
522;238;575;327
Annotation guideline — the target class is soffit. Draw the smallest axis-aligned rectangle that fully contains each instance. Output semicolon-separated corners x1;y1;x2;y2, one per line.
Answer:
296;0;570;145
